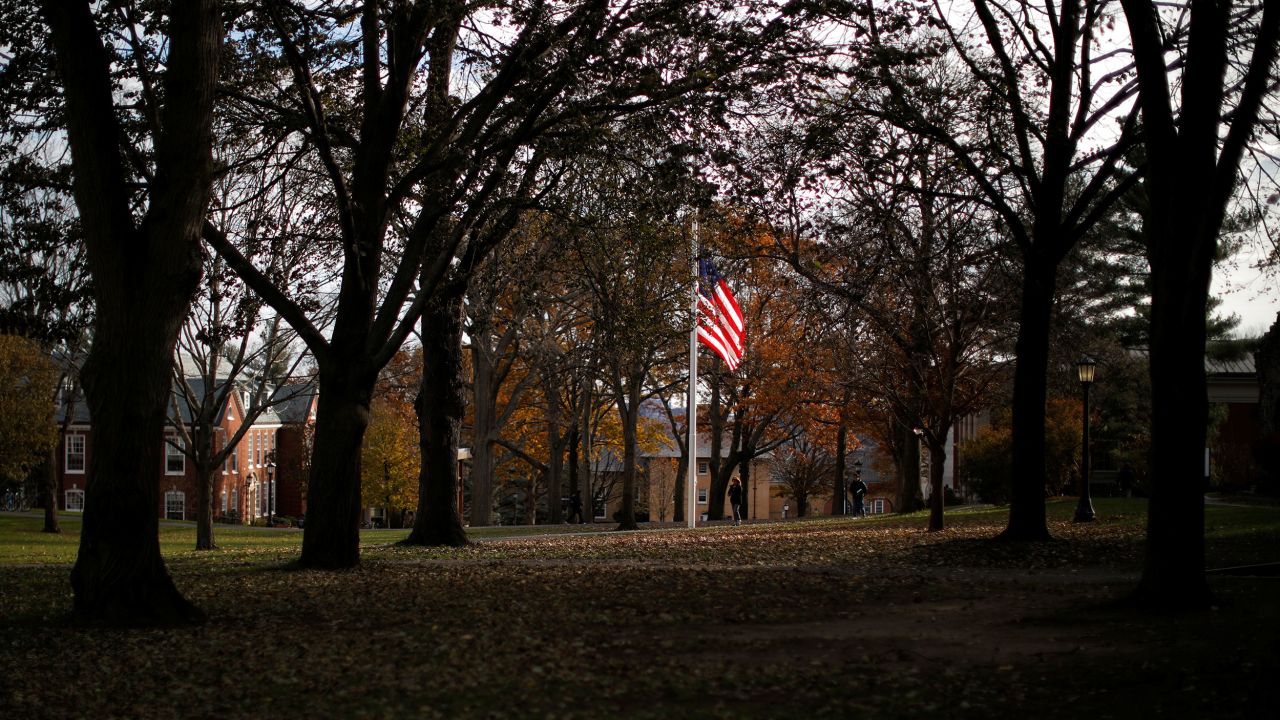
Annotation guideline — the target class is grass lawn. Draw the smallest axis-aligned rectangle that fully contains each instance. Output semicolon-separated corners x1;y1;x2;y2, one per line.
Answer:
1;498;1278;719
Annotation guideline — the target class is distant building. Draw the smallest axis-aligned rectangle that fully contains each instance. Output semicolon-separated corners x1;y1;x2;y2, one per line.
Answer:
55;379;315;523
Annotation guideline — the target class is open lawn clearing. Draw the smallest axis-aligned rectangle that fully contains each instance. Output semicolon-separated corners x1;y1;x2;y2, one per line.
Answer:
1;499;1277;719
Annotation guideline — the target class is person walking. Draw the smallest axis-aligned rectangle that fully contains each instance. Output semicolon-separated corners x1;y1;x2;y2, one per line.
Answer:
728;476;744;526
850;475;868;518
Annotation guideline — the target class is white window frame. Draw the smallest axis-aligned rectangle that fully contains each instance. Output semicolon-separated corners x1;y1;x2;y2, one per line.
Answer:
697;460;709;474
869;499;885;515
165;434;186;475
165;490;185;520
220;489;228;513
65;434;86;474
65;488;85;512
697;488;708;504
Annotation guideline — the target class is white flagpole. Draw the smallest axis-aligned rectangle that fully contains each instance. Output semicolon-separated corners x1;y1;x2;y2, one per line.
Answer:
686;218;699;529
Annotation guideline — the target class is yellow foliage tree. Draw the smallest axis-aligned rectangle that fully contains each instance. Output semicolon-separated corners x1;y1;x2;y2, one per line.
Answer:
0;335;59;488
360;394;420;518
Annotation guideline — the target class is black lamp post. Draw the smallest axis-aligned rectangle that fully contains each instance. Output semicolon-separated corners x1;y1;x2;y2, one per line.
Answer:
266;456;276;528
853;458;864;517
1074;356;1097;522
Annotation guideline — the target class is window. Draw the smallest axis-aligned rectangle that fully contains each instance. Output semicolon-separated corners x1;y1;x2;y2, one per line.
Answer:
247;432;255;467
165;490;185;520
220;489;228;513
259;480;272;516
869;499;885;515
65;488;85;512
697;461;708;474
165;435;185;475
697;488;708;504
231;488;240;517
65;434;86;474
230;445;238;473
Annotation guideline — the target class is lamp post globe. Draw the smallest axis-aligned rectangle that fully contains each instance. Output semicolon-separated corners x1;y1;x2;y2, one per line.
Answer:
1074;356;1097;522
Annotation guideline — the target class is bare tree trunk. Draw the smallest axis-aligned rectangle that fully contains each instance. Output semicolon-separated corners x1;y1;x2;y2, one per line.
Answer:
542;369;565;523
1000;251;1056;541
1120;0;1280;610
407;286;469;547
894;422;922;513
705;374;727;520
615;377;642;531
833;423;848;516
194;459;217;550
579;381;595;522
470;340;497;527
927;435;949;532
299;364;375;568
41;448;60;534
672;452;687;523
45;0;221;625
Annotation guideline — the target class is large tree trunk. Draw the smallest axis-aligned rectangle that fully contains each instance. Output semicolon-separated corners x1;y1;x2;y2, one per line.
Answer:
1000;251;1057;542
542;369;565;524
578;381;595;522
192;417;218;550
705;376;727;520
833;423;848;516
927;435;949;532
567;424;582;523
407;285;470;546
1119;0;1280;611
194;459;217;551
894;422;922;513
46;0;220;625
299;362;375;568
1141;272;1211;606
469;339;497;527
615;379;642;531
73;334;205;625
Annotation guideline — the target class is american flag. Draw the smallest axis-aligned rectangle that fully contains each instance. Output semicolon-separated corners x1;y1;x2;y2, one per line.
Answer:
697;259;745;371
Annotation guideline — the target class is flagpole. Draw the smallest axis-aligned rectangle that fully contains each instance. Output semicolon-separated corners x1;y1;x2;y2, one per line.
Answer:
687;218;699;529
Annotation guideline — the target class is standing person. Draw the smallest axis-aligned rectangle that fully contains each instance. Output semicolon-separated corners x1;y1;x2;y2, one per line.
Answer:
1118;465;1135;499
850;474;868;518
567;490;584;524
728;476;744;526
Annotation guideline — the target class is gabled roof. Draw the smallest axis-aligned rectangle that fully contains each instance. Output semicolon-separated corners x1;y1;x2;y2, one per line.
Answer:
55;377;316;427
170;377;235;425
269;384;316;424
1206;355;1255;376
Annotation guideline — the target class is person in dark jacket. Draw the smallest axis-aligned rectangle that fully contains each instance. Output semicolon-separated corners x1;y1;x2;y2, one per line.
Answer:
567;490;584;524
728;476;744;526
850;475;868;517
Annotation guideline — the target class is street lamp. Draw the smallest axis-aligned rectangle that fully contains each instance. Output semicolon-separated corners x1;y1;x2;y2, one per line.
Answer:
853;458;864;517
1074;356;1097;522
266;454;277;528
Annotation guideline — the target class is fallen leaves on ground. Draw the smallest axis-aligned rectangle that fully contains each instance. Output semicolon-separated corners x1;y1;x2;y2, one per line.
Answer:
1;503;1277;719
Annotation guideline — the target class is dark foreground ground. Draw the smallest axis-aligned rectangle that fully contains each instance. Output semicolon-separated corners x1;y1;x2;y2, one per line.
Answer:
1;498;1277;719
